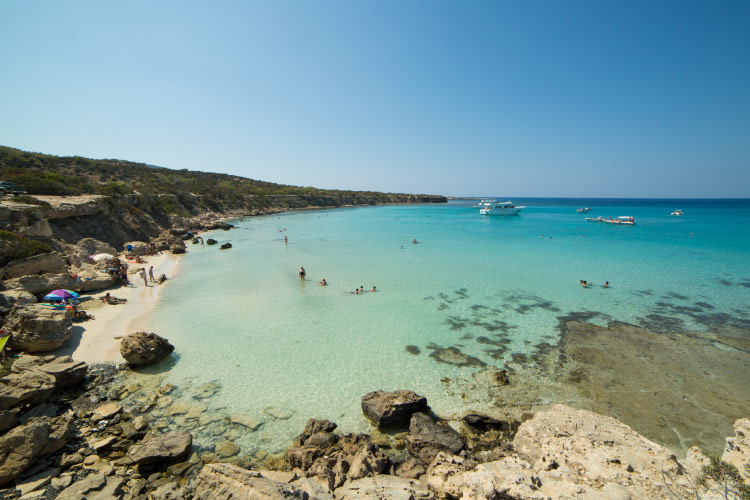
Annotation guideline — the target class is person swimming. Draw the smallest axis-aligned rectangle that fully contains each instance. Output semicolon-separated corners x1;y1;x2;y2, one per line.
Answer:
319;277;327;286
371;286;377;292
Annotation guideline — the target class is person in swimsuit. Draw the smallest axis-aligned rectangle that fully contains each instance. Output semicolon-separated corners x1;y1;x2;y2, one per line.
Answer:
319;278;327;286
299;267;306;281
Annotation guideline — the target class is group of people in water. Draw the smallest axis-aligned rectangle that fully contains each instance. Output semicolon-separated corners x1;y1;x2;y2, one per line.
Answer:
298;266;376;294
580;280;609;288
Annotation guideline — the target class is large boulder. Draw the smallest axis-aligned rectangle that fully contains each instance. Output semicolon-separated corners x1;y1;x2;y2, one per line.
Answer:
361;390;428;429
3;270;116;295
0;290;36;316
406;413;464;465
73;269;119;292
170;242;186;254
76;238;117;256
120;331;174;366
127;431;192;466
194;463;309;500
0;415;73;486
1;252;68;280
0;370;56;411
4;304;73;352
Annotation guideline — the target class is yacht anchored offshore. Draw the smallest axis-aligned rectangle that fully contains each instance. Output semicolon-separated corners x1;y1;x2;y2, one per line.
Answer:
479;200;525;215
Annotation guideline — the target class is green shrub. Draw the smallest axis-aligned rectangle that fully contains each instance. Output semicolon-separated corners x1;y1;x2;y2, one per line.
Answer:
0;230;53;267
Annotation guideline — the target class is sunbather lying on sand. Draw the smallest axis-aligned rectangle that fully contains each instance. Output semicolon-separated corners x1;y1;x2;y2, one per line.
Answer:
100;292;127;305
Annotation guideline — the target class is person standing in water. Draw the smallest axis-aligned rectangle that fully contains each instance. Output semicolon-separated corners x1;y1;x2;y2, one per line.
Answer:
284;236;288;245
299;267;306;281
149;266;156;283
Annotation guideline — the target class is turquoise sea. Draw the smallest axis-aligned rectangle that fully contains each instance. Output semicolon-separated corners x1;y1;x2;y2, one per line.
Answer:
140;199;750;455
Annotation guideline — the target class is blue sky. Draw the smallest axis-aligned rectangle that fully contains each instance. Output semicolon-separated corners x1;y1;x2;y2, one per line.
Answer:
1;1;748;197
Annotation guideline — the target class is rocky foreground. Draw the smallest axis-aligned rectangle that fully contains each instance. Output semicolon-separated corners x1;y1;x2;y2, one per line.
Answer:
0;359;748;500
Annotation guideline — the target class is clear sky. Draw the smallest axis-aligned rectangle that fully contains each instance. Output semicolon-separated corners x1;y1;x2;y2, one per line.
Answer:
1;1;749;197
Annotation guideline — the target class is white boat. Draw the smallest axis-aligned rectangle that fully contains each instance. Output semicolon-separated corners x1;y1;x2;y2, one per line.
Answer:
671;209;684;216
479;200;525;215
577;207;592;213
603;216;635;225
585;216;604;222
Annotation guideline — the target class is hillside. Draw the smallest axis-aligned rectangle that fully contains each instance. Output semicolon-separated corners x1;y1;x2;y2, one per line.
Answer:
0;145;445;211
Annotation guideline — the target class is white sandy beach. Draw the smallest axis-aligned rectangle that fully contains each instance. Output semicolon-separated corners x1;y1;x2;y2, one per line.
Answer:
55;252;182;363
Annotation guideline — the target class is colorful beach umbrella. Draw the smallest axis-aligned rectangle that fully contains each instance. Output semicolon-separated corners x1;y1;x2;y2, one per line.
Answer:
43;289;80;302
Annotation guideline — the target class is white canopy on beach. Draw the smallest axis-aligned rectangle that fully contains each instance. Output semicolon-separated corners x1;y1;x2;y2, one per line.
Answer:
91;253;115;262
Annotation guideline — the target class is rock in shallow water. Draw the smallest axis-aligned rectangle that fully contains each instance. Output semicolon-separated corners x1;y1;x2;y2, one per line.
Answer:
119;331;174;366
127;431;192;466
361;390;428;429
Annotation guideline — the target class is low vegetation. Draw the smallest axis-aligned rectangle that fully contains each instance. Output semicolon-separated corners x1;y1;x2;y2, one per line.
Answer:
0;230;53;267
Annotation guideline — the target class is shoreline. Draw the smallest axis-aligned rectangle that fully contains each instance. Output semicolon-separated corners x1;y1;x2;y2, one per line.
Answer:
54;252;182;364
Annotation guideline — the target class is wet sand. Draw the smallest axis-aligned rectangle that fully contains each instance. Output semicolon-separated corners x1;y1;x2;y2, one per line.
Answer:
54;252;182;363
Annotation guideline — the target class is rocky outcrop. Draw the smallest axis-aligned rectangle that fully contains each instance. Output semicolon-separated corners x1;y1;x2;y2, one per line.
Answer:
0;369;56;411
3;269;117;295
124;241;148;256
127;430;192;465
76;237;117;256
4;304;73;352
0;290;36;316
119;331;175;366
406;413;464;465
0;415;73;486
361;390;428;429
1;252;67;280
11;354;87;389
193;463;309;500
335;475;433;500
723;418;750;481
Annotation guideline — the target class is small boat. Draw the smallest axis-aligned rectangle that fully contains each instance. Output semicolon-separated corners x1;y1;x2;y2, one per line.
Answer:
603;216;635;225
670;209;684;216
577;207;593;213
479;200;525;215
585;216;604;222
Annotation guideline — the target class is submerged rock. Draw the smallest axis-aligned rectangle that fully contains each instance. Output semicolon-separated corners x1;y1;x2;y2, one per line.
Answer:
119;331;174;366
127;430;192;466
206;238;218;245
220;243;232;249
361;390;428;429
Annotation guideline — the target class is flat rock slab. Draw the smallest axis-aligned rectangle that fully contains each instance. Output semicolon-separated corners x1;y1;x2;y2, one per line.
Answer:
15;467;60;496
361;390;428;429
228;414;263;431
56;473;106;500
127;431;192;466
335;475;433;500
194;463;308;500
93;402;122;419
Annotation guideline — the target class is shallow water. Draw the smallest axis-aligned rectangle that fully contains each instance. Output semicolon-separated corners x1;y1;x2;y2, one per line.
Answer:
135;199;750;455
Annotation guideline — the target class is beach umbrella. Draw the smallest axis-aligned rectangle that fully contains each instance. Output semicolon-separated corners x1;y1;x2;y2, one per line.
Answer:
44;289;80;302
91;253;115;262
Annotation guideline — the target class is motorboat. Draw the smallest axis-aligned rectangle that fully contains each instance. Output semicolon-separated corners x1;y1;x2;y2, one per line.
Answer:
479;200;525;215
603;216;635;225
576;207;593;213
671;209;684;216
585;216;604;222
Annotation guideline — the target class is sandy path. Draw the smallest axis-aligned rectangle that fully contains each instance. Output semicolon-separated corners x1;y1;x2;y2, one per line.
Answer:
54;252;182;363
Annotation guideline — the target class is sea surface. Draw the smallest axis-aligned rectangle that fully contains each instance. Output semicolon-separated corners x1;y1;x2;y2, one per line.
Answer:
137;198;750;455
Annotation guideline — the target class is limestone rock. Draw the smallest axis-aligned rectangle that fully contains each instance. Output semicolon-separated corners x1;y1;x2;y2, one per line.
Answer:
119;331;174;366
93;402;122;419
193;463;309;500
228;413;263;431
1;252;67;280
215;440;240;458
722;417;750;482
334;475;433;500
4;272;73;295
72;269;119;292
0;290;36;315
170;242;186;254
4;304;73;352
26;355;88;389
15;467;60;496
0;410;18;432
406;413;464;464
361;390;428;429
424;452;472;499
0;369;56;410
127;431;192;465
396;457;427;479
76;238;117;257
0;415;73;486
56;473;107;500
291;476;334;500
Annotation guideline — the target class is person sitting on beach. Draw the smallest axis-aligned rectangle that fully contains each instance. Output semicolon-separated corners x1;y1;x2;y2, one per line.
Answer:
299;267;306;281
319;278;327;286
73;310;94;322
